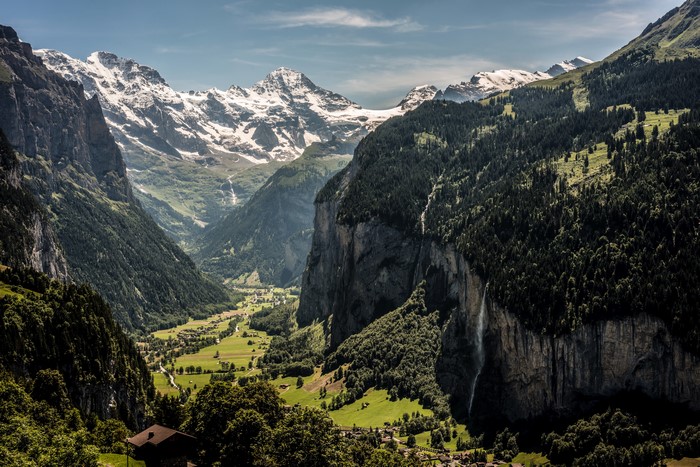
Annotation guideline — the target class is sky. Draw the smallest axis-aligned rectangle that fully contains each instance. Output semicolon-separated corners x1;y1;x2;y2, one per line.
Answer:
4;0;683;108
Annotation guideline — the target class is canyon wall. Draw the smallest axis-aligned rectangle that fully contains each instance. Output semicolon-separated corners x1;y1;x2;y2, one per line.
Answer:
298;195;700;426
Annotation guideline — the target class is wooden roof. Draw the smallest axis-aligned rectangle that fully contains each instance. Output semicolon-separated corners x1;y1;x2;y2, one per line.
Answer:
127;424;196;448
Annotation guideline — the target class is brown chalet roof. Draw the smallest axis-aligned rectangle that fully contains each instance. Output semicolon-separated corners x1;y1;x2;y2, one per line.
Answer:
127;424;196;448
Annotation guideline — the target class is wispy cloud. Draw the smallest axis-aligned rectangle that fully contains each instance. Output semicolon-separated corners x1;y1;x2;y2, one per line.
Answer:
154;46;189;54
254;7;423;32
520;0;680;41
335;54;502;107
229;57;267;67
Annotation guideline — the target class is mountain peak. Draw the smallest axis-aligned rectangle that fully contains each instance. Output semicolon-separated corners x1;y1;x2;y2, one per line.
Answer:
85;51;167;86
399;85;438;111
254;66;317;94
0;25;19;42
545;57;593;77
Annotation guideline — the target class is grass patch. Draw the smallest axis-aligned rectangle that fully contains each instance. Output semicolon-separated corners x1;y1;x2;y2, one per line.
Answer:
665;458;700;467
555;108;688;189
151;371;179;396
0;284;24;299
512;451;551;466
502;103;515;118
98;453;146;467
415;132;447;150
328;388;432;429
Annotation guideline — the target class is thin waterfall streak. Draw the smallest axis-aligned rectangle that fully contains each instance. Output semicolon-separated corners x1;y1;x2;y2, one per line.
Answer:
468;283;488;417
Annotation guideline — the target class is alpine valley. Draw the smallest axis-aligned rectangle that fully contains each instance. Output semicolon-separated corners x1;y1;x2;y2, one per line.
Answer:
0;1;699;466
38;47;592;285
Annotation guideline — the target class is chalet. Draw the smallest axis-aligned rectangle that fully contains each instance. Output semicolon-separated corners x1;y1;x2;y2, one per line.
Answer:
127;424;197;467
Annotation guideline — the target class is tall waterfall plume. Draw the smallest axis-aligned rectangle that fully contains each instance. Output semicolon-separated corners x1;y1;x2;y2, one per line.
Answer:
468;283;488;417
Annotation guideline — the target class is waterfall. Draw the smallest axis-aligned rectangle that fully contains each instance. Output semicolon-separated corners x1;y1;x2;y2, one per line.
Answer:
468;283;488;417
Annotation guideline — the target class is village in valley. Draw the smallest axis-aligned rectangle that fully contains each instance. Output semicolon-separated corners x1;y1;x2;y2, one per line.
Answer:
137;286;547;467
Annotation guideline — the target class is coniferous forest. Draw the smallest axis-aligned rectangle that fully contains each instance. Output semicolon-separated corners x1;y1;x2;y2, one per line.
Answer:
324;52;700;352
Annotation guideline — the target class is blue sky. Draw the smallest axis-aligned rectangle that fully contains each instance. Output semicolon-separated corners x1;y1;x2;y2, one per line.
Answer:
5;0;682;108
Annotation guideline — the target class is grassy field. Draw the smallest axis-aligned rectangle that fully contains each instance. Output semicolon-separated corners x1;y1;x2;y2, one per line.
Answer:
151;371;179;396
151;309;244;340
331;389;431;428
98;453;145;467
148;288;292;396
174;322;269;373
512;451;550;466
555;108;688;189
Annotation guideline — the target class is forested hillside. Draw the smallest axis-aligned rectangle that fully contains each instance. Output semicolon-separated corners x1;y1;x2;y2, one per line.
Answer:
0;267;153;425
320;49;700;352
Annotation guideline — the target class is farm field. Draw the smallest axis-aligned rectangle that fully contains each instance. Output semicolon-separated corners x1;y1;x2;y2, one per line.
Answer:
147;287;288;396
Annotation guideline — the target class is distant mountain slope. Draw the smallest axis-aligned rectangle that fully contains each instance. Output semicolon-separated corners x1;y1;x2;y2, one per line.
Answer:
196;140;352;285
0;25;226;329
435;57;593;103
620;0;700;59
38;51;431;244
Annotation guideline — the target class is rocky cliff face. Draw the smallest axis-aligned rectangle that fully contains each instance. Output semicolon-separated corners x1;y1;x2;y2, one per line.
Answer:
0;126;68;278
0;27;131;202
299;192;700;427
0;24;227;329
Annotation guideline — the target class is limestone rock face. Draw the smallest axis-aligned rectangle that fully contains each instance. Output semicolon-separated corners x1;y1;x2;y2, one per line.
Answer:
299;168;700;427
0;129;68;279
0;26;131;202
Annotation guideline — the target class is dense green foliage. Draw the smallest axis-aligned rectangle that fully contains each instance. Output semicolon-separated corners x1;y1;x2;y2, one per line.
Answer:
49;180;228;330
0;267;153;425
249;300;297;337
0;268;155;464
542;408;700;466
181;380;420;466
261;321;325;378
325;284;449;418
197;141;351;285
323;54;700;351
0;375;100;466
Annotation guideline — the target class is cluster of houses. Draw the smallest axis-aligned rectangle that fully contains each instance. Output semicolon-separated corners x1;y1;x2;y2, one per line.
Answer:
339;426;522;467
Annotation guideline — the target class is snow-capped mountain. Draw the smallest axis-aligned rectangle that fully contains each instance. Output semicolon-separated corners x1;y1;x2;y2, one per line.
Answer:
435;57;594;103
546;56;594;77
399;85;439;111
37;50;413;164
